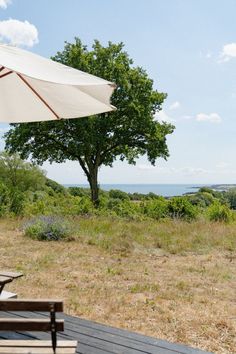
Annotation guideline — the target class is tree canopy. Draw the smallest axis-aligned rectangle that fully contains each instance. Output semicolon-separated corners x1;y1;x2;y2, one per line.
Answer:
0;151;46;192
5;38;174;205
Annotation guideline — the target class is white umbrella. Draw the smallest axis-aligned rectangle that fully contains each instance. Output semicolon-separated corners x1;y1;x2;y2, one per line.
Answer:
0;44;116;123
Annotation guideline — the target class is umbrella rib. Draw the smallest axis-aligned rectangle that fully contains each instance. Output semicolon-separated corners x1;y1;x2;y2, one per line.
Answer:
16;73;60;120
0;70;13;78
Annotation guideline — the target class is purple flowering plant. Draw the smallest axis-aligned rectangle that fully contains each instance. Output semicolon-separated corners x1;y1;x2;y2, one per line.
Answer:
23;215;75;241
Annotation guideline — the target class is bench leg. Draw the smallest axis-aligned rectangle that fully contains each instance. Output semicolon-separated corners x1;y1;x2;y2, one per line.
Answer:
0;284;5;295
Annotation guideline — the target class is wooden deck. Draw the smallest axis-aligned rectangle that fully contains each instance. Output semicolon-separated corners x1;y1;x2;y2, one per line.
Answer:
0;310;212;354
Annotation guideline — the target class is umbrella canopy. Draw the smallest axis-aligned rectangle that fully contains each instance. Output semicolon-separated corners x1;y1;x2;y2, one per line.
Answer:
0;44;116;123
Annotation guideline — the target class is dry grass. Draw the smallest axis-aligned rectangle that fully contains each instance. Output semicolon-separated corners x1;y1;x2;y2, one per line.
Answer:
0;217;236;353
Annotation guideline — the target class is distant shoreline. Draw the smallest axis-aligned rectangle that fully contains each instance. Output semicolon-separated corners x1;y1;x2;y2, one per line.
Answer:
64;183;236;197
209;184;236;191
63;184;206;197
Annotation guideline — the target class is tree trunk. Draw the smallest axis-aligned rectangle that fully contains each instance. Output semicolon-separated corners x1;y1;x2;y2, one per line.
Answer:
88;167;99;207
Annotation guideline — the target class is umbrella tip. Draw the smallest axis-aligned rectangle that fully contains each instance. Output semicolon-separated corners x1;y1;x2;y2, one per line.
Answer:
109;83;117;89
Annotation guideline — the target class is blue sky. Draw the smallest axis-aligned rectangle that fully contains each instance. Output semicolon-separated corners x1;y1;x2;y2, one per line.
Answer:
1;0;236;184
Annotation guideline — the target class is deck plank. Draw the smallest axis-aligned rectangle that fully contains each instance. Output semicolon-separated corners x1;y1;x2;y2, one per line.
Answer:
0;311;212;354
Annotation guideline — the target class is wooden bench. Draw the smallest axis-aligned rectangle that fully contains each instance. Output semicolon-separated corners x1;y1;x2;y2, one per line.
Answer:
0;272;23;298
0;299;77;353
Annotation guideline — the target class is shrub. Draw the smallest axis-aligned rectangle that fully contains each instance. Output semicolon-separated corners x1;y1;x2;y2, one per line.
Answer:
109;189;129;201
188;191;215;208
68;187;91;197
9;189;25;215
141;197;168;220
128;192;146;201
224;188;236;210
0;182;9;216
104;198;140;219
76;196;94;214
45;178;66;194
24;216;75;241
207;202;233;222
167;197;198;220
198;187;224;200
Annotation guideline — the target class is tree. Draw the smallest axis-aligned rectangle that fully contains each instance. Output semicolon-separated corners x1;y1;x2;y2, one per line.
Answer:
0;151;46;192
0;152;47;215
5;38;174;206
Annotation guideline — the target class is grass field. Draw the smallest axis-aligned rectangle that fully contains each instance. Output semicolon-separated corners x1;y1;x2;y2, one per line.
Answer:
1;217;235;353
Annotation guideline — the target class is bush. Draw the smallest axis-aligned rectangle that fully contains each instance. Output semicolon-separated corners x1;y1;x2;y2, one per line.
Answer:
207;202;233;222
224;188;236;210
24;216;75;241
68;187;91;197
198;187;224;200
141;197;168;220
0;182;9;216
76;196;94;214
45;178;67;195
167;197;198;220
9;189;25;215
109;189;129;201
188;191;215;208
104;199;140;219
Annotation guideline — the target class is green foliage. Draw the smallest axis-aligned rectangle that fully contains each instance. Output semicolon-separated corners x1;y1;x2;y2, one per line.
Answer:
76;196;94;214
104;198;140;219
199;187;224;200
141;197;168;220
68;187;91;197
9;189;25;215
108;189;130;200
0;152;48;216
0;182;10;216
224;188;236;210
24;216;75;241
167;197;198;220
128;192;147;201
207;202;233;223
188;191;215;208
0;152;46;192
45;178;67;195
5;39;174;205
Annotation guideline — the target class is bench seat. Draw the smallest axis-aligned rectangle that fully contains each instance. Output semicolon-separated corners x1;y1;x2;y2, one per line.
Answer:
0;340;77;353
0;300;77;353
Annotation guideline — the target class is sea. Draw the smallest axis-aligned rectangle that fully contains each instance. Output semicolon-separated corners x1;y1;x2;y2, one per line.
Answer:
64;184;208;197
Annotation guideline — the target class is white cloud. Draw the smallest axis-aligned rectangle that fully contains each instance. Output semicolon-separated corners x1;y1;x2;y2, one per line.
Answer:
136;165;209;176
196;112;222;123
155;110;176;123
219;43;236;63
0;19;38;47
137;164;155;171
169;101;180;110
180;167;208;175
0;0;11;9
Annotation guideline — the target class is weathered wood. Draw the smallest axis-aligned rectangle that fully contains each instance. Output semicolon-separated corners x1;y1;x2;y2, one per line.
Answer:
0;300;76;353
0;272;23;279
0;318;64;332
0;278;12;286
0;341;77;347
0;300;63;312
35;311;210;354
0;340;77;353
0;272;23;296
0;347;75;353
0;310;211;354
